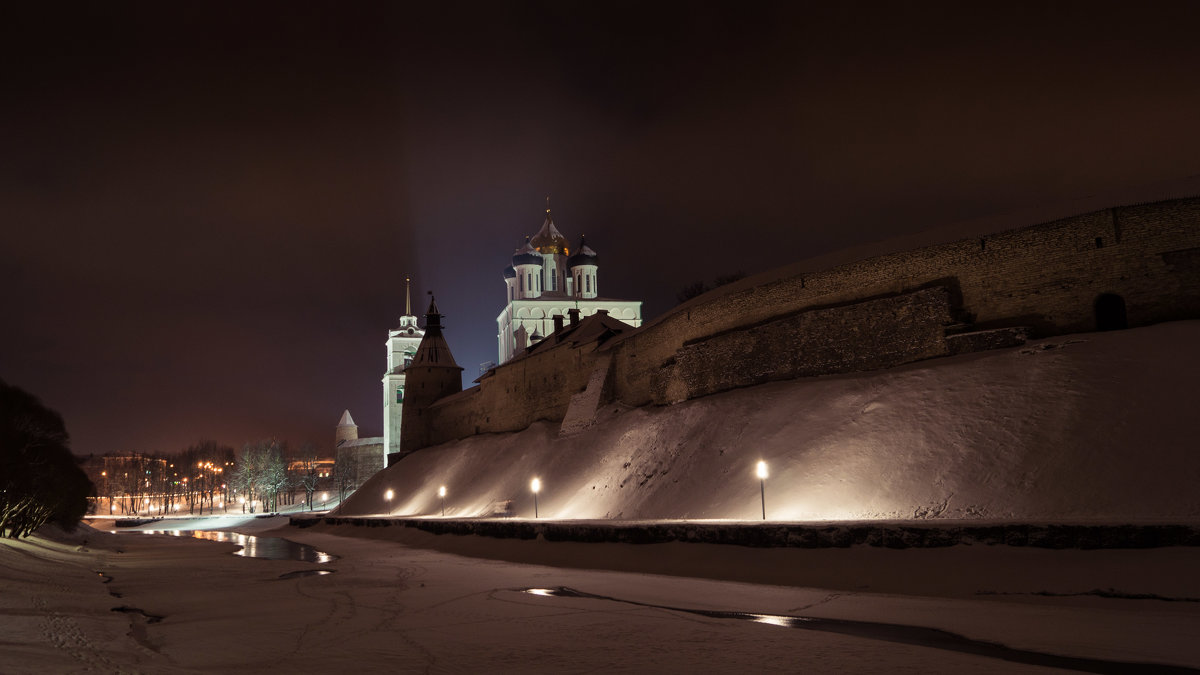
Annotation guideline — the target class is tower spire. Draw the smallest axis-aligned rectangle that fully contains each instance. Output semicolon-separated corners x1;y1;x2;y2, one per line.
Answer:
545;195;551;214
405;276;411;316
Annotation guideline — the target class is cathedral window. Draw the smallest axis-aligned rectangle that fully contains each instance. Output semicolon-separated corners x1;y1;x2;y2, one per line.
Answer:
586;275;592;293
396;386;404;403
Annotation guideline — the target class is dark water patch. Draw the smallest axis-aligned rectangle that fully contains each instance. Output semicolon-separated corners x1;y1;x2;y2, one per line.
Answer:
520;587;1198;674
119;529;337;563
188;530;337;563
111;606;163;623
278;569;336;579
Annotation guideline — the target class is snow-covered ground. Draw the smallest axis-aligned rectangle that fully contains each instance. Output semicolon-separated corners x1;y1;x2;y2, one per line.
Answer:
4;518;1199;673
341;322;1200;523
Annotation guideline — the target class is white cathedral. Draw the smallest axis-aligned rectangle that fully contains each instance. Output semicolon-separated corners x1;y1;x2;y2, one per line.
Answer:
496;200;643;363
358;201;642;470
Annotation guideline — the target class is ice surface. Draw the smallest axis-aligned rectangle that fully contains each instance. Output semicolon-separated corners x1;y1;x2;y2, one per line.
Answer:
5;519;1200;672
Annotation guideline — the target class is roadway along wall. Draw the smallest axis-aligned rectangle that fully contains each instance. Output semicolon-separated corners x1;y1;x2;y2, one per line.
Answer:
292;516;1200;549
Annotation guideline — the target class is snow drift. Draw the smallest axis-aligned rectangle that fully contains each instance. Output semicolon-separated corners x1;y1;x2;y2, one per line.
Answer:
339;321;1200;522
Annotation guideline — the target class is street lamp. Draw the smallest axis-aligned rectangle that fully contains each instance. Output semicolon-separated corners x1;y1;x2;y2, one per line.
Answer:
385;488;394;501
756;460;768;520
438;486;446;516
531;477;541;519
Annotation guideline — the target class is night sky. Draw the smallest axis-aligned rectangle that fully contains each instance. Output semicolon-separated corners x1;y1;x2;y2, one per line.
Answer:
4;2;1200;457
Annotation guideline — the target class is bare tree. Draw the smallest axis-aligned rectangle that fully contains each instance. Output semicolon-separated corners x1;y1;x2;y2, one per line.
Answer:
333;450;359;504
297;443;322;511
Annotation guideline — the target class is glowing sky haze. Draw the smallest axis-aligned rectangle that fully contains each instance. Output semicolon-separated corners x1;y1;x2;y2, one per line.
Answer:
4;1;1200;455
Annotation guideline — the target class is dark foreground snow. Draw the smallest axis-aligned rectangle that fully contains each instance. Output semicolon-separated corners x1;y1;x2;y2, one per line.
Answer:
3;517;1199;673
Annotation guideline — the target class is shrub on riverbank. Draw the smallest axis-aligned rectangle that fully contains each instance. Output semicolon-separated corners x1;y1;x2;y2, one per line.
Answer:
0;378;92;538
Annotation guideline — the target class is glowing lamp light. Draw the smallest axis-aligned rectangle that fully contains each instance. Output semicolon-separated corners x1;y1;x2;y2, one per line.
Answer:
438;485;447;516
531;477;542;519
385;489;394;501
756;460;768;520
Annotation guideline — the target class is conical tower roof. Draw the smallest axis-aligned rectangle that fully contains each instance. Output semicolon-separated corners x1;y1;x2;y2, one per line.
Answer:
411;295;462;370
337;410;356;427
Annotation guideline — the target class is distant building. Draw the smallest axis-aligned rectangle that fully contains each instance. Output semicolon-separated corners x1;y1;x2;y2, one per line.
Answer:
333;410;383;492
496;199;642;364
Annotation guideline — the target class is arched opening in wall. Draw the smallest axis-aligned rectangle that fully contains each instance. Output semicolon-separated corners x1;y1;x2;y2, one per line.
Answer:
1094;293;1127;331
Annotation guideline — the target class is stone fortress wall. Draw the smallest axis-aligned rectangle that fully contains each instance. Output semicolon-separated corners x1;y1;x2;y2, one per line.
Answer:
411;197;1200;451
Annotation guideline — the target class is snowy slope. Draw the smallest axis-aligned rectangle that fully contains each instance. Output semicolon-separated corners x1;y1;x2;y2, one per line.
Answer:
340;321;1200;522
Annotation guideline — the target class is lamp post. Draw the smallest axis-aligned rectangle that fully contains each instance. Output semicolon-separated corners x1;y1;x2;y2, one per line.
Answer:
756;460;768;520
438;486;446;516
531;477;541;519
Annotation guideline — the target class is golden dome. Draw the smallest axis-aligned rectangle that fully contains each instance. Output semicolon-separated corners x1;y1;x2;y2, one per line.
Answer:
530;198;570;255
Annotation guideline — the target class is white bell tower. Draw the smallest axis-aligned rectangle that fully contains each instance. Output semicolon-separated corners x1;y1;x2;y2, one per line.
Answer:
382;277;424;465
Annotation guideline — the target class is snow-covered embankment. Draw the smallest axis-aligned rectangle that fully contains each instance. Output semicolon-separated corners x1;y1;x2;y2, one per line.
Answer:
340;322;1200;523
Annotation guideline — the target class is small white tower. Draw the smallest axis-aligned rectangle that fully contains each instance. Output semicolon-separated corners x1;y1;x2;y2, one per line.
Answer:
512;238;543;299
569;235;599;299
382;277;425;465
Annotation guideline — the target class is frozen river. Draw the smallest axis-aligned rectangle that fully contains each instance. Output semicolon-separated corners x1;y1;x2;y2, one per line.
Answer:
3;517;1199;673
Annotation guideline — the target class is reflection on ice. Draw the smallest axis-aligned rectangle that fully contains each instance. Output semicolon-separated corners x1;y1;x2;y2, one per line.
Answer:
749;613;811;628
120;530;336;563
